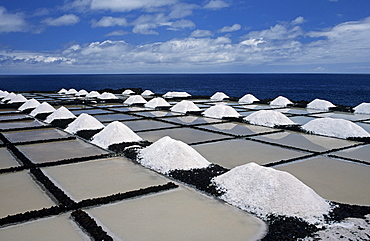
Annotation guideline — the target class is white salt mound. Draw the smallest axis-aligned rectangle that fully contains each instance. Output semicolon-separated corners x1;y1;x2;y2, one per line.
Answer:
45;107;76;124
210;92;229;101
66;88;78;95
9;94;27;103
270;96;293;107
65;113;104;134
244;110;296;127
86;91;101;98
0;90;9;98
141;90;154;96
76;89;88;96
2;92;16;102
144;97;171;109
302;117;370;139
239;94;259;104
122;89;135;95
91;121;142;149
354;103;370;114
138;136;211;174
163;91;191;98
170;100;201;114
18;99;41;111
212;162;331;223
58;88;67;94
124;95;147;105
98;92;118;100
202;104;241;119
30;102;55;117
307;99;336;110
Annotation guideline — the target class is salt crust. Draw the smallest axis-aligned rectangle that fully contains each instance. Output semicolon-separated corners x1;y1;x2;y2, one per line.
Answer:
239;94;259;104
141;90;154;96
144;97;171;108
8;94;27;103
210;92;229;101
212;162;331;223
302;117;370;138
45;106;77;123
18;99;41;111
65;113;104;134
2;92;16;102
354;102;370;114
270;96;293;107
122;89;135;95
98;92;118;100
66;88;78;95
163;91;191;98
124;95;147;105
170;100;201;113
138;136;211;174
307;99;336;110
58;88;67;94
86;91;101;98
30;102;55;117
202;103;241;119
244;110;295;127
91;121;142;148
75;89;88;96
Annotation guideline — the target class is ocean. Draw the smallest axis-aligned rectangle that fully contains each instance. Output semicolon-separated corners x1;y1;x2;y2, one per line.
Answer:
0;74;369;107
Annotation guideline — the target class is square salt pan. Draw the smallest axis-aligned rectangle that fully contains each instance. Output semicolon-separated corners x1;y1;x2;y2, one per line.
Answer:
0;120;45;130
93;113;140;122
0;114;30;121
0;213;88;241
134;111;183;118
289;116;318;125
197;122;276;136
161;116;224;126
192;139;308;168
331;144;370;164
86;187;266;241
42;157;169;202
0;171;55;218
0;147;19;168
275;157;370;205
139;127;231;144
17;139;109;164
71;109;114;115
3;128;70;143
251;131;359;152
109;107;148;112
122;119;178;132
310;112;370;122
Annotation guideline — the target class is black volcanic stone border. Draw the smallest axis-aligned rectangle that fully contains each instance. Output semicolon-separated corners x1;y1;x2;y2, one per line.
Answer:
108;140;152;154
49;118;75;129
34;112;53;120
0;117;34;123
71;210;113;241
325;202;370;222
75;129;103;140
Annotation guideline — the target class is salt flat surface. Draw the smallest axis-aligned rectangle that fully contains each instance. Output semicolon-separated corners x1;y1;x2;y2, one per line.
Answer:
3;128;69;143
0;147;19;168
138;136;211;174
122;119;178;131
87;187;266;241
197;122;275;136
213;162;331;223
244;110;295;127
332;144;370;164
163;116;223;125
0;120;45;130
311;112;370;122
93;113;139;122
276;157;370;205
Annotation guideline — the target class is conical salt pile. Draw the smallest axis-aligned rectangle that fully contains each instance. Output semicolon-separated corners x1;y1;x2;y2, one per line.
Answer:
144;97;171;109
270;96;293;107
141;90;154;96
244;110;295;127
239;94;259;104
210;92;229;101
8;94;27;103
124;95;147;105
170;100;200;114
202;103;241;119
65;113;104;134
45;106;77;124
307;99;336;110
30;102;55;117
18;99;41;112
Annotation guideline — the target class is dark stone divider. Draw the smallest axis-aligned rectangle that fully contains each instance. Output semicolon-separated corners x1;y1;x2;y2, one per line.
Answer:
0;117;34;123
0;124;50;132
49;118;76;129
108;140;152;154
325;201;370;222
75;129;103;140
34;112;53;120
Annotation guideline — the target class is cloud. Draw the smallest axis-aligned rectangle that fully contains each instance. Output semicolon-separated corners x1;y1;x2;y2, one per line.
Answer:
89;0;177;12
190;29;213;37
167;19;195;31
218;23;241;33
291;16;305;25
168;3;199;19
91;16;127;27
106;30;128;36
244;22;303;40
43;14;80;26
0;6;27;32
204;0;229;9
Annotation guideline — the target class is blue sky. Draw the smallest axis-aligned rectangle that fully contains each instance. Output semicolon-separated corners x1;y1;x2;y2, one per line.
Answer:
1;0;370;74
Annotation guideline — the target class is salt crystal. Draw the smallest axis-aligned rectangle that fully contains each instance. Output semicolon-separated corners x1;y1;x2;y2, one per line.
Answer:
98;92;118;100
75;89;88;96
8;94;27;103
86;91;101;98
58;88;67;94
122;89;135;95
66;88;78;95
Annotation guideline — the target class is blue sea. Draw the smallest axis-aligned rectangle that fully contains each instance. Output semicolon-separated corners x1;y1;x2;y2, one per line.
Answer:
0;74;369;107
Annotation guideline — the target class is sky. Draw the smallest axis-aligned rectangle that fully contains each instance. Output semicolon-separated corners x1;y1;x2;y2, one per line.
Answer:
0;0;370;74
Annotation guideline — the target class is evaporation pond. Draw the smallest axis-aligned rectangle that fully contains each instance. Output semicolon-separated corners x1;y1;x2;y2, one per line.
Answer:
162;116;223;125
42;157;169;201
197;122;275;136
87;187;266;241
276;157;370;205
134;111;182;118
0;120;45;130
0;213;88;241
0;171;55;218
331;144;370;164
0;147;19;168
122;119;178;132
17;139;109;164
71;109;114;115
3;128;69;143
0;114;29;121
93;113;140;122
192;139;308;168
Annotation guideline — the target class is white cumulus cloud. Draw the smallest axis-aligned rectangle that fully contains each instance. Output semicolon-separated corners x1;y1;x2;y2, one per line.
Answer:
91;16;127;27
90;0;177;12
43;14;80;26
204;0;229;9
190;29;213;37
0;6;27;32
218;23;241;33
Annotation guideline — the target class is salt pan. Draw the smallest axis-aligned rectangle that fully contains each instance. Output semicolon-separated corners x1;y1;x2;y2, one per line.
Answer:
202;103;241;119
244;110;295;127
8;94;27;103
18;99;41;111
124;95;147;105
163;91;191;98
170;100;201;114
30;102;55;117
307;99;335;110
138;136;211;174
212;162;331;223
302;117;370;139
141;90;154;96
354;103;370;114
144;97;171;109
65;113;104;134
91;121;142;148
122;89;135;95
98;92;118;100
270;96;293;107
86;91;101;98
45;106;77;124
239;94;259;104
210;92;229;101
